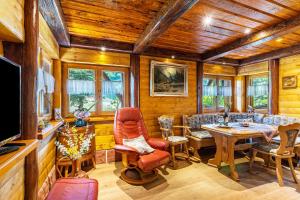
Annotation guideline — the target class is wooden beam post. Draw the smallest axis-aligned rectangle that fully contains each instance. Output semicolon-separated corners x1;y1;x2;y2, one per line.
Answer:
197;62;203;114
53;59;62;114
130;54;140;108
23;0;39;199
269;59;279;115
133;0;199;53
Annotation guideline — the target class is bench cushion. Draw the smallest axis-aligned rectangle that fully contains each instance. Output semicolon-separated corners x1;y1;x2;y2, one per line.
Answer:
46;178;98;200
190;131;212;139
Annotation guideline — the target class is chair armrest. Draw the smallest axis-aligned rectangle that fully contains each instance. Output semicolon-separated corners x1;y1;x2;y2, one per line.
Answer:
114;144;139;154
147;138;169;151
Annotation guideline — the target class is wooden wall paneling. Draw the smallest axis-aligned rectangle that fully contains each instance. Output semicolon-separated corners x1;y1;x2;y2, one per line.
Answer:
39;0;70;46
279;54;300;118
197;62;203;113
39;13;59;59
53;60;62;113
60;47;130;67
139;56;197;137
237;61;269;76
2;42;23;65
0;159;25;200
133;0;199;53
23;0;39;199
203;63;236;76
269;59;279;115
0;0;25;42
130;54;140;108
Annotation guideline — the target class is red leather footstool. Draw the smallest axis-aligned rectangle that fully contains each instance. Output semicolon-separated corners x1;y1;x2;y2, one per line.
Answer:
46;178;98;200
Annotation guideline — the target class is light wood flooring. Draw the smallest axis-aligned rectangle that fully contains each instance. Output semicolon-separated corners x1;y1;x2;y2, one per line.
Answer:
89;158;300;200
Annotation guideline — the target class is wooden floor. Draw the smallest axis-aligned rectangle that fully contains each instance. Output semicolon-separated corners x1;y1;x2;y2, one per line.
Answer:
89;158;300;200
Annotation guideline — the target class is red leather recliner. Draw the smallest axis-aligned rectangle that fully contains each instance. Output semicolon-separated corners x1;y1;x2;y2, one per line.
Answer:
114;107;170;184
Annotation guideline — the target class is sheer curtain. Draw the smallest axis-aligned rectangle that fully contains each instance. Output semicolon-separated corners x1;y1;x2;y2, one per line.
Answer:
247;84;268;96
67;80;95;95
37;68;55;94
102;80;123;97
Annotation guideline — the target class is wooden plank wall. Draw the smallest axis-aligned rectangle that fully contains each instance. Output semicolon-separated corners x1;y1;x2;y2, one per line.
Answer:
140;56;197;137
204;63;236;76
60;47;130;67
279;54;300;118
0;0;24;42
0;159;25;200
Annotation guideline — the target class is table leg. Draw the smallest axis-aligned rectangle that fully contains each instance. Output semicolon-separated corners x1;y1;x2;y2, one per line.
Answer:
208;134;222;168
228;137;239;181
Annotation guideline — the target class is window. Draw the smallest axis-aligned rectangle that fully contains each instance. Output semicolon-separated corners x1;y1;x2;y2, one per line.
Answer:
203;75;233;112
63;64;128;117
247;74;269;110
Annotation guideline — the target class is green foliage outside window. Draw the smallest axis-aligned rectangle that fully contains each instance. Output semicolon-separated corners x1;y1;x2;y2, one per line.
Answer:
252;77;268;109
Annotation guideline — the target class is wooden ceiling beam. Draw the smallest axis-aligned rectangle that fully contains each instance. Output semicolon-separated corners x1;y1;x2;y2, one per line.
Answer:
240;43;300;66
70;35;133;53
39;0;70;46
133;0;200;53
202;13;300;61
207;57;240;66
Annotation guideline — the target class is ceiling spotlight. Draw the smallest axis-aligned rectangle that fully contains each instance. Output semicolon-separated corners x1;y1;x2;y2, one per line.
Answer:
276;38;283;42
244;28;251;34
203;16;213;26
171;55;175;59
101;46;106;51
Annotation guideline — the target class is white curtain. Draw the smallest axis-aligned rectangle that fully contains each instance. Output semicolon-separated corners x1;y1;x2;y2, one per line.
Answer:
102;80;123;97
67;80;95;95
203;85;217;96
219;86;232;96
37;68;55;94
247;84;268;96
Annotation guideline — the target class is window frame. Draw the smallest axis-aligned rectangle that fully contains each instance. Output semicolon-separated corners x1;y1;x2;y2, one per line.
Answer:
62;63;129;117
246;73;269;114
203;75;234;113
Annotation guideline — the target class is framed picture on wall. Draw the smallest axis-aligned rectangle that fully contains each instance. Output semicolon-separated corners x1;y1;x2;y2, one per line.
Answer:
150;60;188;96
282;75;297;89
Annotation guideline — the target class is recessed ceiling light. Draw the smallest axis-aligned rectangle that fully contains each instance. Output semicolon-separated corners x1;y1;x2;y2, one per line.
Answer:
276;38;283;42
101;46;106;51
203;16;213;26
244;28;251;34
171;55;175;59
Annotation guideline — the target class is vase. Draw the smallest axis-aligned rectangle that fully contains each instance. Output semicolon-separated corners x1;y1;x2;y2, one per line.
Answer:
75;118;87;127
71;159;78;177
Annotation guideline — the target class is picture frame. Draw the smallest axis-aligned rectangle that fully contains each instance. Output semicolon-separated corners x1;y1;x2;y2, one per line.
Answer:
282;75;297;89
150;60;188;96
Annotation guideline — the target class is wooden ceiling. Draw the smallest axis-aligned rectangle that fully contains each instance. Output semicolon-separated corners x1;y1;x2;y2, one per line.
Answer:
57;0;300;64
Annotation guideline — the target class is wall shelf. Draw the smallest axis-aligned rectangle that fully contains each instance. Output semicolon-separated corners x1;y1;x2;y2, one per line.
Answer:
37;120;64;140
0;139;38;176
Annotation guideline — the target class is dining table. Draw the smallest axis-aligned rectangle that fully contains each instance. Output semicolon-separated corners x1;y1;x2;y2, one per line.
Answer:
201;122;278;181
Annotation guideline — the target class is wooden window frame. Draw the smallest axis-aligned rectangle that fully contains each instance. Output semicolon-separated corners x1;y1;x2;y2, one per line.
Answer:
62;63;129;117
246;72;269;114
203;75;234;113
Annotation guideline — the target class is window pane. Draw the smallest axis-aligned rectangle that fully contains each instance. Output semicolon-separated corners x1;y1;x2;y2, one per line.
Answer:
252;76;268;109
218;79;232;109
68;68;96;113
102;71;124;111
203;77;217;110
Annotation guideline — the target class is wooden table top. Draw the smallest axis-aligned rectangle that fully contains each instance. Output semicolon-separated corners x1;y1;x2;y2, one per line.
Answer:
202;123;278;137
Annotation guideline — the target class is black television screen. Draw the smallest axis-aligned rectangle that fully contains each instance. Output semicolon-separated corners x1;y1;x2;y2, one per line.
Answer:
0;57;21;147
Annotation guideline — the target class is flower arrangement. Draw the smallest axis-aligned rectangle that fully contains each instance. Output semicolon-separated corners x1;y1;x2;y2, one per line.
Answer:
55;123;95;161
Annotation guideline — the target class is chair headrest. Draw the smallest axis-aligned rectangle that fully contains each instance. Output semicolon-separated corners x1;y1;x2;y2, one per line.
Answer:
116;107;142;122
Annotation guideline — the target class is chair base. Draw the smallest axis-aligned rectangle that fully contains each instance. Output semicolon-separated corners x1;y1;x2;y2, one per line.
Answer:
120;165;158;185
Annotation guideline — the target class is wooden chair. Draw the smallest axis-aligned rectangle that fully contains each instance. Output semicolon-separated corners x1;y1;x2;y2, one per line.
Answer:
249;123;300;186
158;115;190;169
56;124;96;177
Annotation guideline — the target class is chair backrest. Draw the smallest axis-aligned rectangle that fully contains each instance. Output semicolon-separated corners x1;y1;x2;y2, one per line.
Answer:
158;115;174;139
277;123;300;154
114;107;149;145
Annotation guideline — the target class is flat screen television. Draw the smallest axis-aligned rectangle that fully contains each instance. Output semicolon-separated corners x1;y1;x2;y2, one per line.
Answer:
0;56;21;147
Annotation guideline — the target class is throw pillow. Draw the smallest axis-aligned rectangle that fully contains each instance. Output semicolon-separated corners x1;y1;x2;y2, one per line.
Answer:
123;135;155;154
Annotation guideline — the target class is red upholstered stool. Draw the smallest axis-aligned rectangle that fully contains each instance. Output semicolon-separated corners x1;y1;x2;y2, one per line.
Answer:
46;178;98;200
